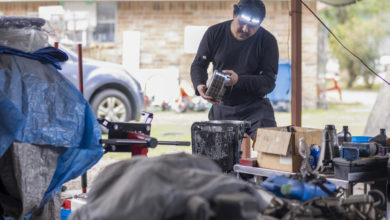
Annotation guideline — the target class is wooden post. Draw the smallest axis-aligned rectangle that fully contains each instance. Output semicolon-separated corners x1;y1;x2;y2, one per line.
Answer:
291;0;302;127
78;43;87;193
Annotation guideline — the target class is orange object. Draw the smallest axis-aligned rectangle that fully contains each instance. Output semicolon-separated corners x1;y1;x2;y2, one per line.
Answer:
62;199;71;209
239;158;258;167
317;77;343;101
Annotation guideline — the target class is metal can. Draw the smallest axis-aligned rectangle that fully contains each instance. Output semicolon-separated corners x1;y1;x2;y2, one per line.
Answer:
309;144;320;170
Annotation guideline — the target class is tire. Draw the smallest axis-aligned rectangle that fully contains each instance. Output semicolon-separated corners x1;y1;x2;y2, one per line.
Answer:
91;89;132;123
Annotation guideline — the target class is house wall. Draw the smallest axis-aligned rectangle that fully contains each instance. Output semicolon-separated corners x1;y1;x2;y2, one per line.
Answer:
0;1;318;108
0;2;57;16
116;1;318;108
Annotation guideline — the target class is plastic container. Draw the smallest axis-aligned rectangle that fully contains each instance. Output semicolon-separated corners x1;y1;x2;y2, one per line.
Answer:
333;157;388;181
61;209;71;220
261;175;336;201
309;144;320;169
351;136;372;143
191;120;250;172
337;125;352;144
323;124;339;157
369;128;388;147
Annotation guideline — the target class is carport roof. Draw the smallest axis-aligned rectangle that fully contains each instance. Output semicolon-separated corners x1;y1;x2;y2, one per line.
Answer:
319;0;360;6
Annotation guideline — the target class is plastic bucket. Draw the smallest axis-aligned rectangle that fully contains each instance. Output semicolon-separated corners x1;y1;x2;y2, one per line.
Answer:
351;136;372;143
61;209;71;220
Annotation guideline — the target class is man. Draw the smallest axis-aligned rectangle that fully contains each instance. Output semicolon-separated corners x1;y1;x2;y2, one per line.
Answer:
190;0;278;158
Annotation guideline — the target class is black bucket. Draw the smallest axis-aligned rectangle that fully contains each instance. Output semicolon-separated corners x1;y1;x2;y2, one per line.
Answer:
191;120;250;172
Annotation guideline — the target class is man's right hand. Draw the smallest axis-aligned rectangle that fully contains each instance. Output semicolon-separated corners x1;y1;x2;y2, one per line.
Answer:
197;84;221;105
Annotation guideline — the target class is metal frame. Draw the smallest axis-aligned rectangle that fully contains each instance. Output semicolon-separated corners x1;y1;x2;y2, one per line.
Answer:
234;164;387;196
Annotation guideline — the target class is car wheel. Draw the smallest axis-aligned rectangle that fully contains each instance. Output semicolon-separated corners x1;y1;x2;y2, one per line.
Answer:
91;89;132;124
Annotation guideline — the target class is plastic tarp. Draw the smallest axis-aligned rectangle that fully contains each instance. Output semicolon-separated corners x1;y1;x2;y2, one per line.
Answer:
0;143;64;219
0;53;103;217
69;153;264;220
267;60;291;103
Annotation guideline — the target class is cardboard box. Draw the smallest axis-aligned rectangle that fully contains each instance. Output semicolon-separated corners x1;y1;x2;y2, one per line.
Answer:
254;126;323;172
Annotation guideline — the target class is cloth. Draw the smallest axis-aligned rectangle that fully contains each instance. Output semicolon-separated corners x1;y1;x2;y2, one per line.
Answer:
0;54;103;218
208;97;276;139
0;143;64;220
0;16;45;29
69;153;264;220
0;46;68;69
190;20;279;136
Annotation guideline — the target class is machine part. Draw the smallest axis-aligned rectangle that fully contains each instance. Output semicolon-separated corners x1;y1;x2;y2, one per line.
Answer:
316;131;334;174
333;156;388;181
142;112;154;124
279;190;386;220
98;118;151;136
340;147;360;161
378;145;390;156
205;70;231;101
98;118;190;156
298;138;312;174
255;188;285;213
341;142;379;157
211;191;260;220
186;196;213;220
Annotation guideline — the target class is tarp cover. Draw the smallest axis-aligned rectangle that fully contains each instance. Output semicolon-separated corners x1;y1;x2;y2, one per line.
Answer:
0;143;64;219
0;53;103;217
69;153;263;220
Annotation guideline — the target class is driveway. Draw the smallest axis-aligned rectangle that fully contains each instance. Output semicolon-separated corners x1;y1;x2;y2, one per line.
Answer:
326;89;378;110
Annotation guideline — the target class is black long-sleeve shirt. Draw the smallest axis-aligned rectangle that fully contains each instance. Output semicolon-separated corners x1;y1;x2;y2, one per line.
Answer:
190;20;279;106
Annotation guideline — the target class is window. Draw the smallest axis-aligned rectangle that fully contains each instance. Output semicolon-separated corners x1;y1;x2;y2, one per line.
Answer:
93;2;117;43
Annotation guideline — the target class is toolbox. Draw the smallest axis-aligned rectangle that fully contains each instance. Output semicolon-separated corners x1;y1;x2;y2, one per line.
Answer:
191;120;250;172
333;156;388;181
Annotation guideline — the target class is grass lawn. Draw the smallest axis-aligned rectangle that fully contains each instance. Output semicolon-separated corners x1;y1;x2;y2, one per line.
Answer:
103;101;371;161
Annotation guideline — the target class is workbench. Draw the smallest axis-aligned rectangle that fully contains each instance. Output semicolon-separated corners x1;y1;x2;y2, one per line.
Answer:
234;164;389;218
233;164;387;196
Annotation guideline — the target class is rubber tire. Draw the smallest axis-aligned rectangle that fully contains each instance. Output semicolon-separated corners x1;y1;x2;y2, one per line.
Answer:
91;89;132;123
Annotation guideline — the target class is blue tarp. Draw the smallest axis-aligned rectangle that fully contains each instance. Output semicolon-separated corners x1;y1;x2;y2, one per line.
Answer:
268;61;291;111
0;49;103;215
0;46;68;70
268;60;291;103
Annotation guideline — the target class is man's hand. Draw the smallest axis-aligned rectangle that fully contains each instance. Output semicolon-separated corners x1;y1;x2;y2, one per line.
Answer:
197;84;221;105
222;70;238;86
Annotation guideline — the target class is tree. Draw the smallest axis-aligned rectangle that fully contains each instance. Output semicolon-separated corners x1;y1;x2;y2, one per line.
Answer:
321;0;390;88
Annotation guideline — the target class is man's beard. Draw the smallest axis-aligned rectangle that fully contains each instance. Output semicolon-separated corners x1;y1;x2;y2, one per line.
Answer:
237;30;249;39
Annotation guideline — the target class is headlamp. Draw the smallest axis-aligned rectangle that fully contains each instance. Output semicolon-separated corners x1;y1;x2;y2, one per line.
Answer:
238;13;261;27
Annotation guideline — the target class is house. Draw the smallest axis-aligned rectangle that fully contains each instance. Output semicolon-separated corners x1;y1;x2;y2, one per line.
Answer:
0;0;319;109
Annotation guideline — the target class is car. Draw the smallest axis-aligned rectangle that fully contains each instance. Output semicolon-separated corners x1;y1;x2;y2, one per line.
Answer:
58;46;144;123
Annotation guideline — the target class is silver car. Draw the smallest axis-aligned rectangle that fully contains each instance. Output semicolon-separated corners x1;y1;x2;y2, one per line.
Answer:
59;46;144;123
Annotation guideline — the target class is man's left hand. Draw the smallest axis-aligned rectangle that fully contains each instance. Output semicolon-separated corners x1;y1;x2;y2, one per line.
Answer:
222;70;238;86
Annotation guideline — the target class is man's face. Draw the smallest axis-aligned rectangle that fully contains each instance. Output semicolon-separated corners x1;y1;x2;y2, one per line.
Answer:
231;13;261;41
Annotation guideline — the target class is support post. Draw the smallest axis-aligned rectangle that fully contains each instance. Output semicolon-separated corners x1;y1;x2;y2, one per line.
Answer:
291;0;302;127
